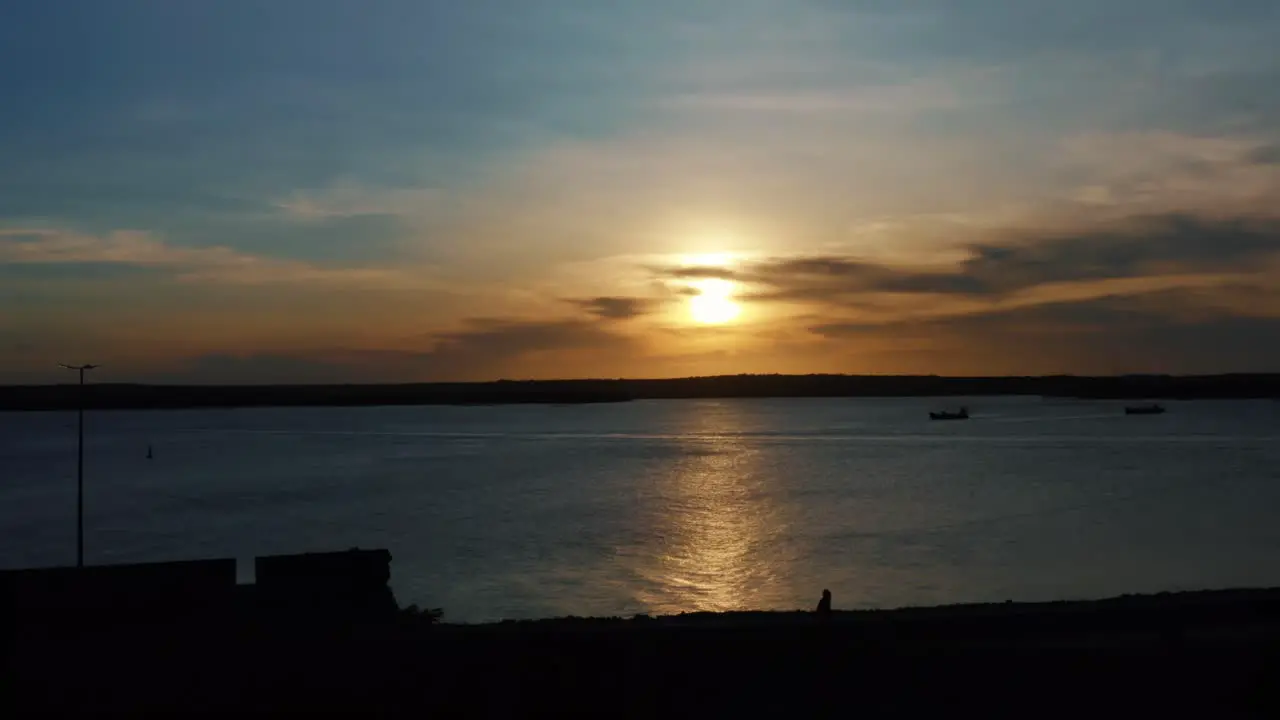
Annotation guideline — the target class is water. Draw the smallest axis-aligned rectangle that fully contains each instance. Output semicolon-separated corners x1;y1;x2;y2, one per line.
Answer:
2;396;1279;623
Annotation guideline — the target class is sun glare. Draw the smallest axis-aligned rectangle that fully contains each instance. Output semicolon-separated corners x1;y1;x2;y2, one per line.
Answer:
683;252;734;267
689;278;741;324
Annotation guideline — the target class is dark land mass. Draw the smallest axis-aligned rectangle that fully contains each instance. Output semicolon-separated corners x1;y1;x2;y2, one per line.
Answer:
2;373;1279;410
5;587;1280;715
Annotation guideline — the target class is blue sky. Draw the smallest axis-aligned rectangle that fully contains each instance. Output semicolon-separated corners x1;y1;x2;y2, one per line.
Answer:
3;1;1279;382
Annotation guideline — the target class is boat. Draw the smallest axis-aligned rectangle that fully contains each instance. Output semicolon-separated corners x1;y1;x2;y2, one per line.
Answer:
929;407;969;420
1124;404;1166;415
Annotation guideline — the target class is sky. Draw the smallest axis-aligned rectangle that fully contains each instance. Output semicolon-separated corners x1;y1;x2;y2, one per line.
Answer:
2;0;1279;384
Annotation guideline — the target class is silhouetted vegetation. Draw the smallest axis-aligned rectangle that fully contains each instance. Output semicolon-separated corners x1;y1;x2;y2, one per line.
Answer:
2;373;1278;410
399;604;444;624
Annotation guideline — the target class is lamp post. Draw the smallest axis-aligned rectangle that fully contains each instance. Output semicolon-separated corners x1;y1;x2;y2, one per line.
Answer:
59;363;99;567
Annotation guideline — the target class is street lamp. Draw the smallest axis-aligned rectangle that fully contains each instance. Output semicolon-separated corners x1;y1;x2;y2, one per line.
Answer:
59;363;99;567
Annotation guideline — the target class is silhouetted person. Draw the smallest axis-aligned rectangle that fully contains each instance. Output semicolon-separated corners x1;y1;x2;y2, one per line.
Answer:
816;589;831;618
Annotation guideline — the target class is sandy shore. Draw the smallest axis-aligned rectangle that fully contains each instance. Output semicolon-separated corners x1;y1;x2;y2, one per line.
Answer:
6;587;1280;715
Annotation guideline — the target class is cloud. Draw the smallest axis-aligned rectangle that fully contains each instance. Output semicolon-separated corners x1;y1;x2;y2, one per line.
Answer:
660;72;992;116
1247;144;1280;165
811;292;1167;339
150;317;642;383
1052;133;1280;216
654;213;1280;305
0;227;407;286
569;296;656;320
658;266;740;281
165;211;419;267
957;214;1280;290
429;318;631;357
808;287;1280;375
274;185;448;222
1;228;230;266
730;257;988;301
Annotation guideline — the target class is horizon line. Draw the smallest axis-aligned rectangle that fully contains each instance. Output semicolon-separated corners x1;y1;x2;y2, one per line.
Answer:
4;371;1279;390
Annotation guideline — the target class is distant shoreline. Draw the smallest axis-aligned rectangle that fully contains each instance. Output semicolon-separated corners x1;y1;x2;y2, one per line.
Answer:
1;373;1277;411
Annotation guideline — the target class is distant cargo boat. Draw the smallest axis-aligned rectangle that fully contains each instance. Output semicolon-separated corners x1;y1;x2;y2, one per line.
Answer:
929;407;969;420
1124;404;1166;415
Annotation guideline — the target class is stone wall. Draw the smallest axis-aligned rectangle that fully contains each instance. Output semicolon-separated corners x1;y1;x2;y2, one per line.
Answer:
0;549;397;628
254;548;397;619
0;558;237;623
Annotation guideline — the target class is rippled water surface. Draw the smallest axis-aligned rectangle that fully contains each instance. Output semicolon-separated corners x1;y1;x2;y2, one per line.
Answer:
3;396;1279;622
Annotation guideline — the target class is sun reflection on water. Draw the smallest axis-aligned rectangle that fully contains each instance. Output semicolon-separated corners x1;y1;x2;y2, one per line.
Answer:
631;402;784;615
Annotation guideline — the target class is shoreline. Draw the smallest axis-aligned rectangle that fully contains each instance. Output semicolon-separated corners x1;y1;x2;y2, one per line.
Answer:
443;585;1280;631
425;586;1280;652
8;585;1280;714
3;372;1278;410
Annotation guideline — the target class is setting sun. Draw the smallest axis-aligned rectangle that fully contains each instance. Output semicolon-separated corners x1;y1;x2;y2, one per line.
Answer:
689;278;741;324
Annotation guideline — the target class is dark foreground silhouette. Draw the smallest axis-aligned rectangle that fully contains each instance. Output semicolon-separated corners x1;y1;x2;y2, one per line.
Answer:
3;373;1278;410
5;583;1280;715
816;588;832;616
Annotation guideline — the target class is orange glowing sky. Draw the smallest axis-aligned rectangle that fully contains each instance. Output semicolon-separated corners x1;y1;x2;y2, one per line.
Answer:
3;2;1280;383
